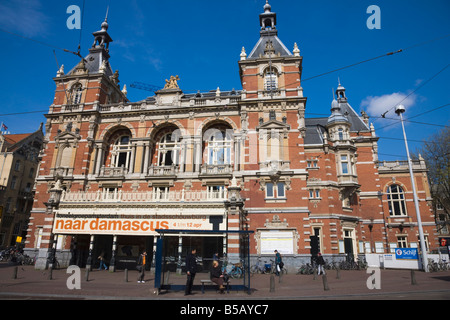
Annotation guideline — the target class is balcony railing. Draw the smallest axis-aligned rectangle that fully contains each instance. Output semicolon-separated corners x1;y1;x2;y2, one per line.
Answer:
259;160;290;172
50;167;74;178
147;164;178;176
200;164;233;176
98;166;127;178
377;160;426;171
60;189;228;203
337;174;359;186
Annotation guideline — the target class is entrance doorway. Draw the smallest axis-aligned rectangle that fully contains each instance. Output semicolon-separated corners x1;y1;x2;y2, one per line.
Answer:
69;234;153;270
343;229;355;262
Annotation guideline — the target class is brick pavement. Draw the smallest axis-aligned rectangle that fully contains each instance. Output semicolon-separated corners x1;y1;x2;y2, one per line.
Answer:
0;263;449;300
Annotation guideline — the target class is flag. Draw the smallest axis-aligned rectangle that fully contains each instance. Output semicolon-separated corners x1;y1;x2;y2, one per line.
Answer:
1;123;7;131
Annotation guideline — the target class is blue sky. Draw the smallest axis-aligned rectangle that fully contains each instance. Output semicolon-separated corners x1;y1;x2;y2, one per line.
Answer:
0;0;449;161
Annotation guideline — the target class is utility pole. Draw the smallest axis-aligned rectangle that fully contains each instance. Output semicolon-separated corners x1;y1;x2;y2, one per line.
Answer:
395;105;429;272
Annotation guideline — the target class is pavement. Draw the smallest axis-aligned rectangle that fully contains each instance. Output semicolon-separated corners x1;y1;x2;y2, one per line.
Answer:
0;262;449;300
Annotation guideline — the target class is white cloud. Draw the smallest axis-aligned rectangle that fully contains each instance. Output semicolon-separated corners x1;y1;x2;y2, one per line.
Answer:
0;0;49;37
360;92;417;117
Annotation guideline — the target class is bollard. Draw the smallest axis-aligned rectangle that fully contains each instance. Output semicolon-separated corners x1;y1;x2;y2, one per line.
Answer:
269;274;275;292
85;268;90;281
322;274;330;291
279;270;283;283
48;268;53;280
336;267;341;279
313;268;317;280
12;266;18;279
124;268;128;282
164;270;170;285
411;269;417;285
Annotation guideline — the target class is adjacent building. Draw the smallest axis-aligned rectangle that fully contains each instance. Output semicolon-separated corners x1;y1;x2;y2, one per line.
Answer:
24;2;439;270
0;126;44;247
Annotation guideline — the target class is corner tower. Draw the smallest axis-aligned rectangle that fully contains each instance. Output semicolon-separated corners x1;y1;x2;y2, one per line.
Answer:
238;0;304;100
26;17;127;269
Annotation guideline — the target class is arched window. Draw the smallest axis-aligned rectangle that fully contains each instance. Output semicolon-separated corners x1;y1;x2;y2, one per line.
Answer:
387;184;407;216
71;84;83;104
264;69;278;92
111;135;132;168
206;129;232;165
157;133;181;166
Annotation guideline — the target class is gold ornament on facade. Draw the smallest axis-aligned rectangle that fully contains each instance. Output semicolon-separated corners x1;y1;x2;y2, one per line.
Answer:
164;75;180;89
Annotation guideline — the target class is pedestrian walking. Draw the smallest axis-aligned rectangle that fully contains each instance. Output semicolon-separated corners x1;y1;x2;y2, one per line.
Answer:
97;253;108;270
185;248;197;295
274;250;283;275
137;251;147;283
210;260;225;294
317;252;326;275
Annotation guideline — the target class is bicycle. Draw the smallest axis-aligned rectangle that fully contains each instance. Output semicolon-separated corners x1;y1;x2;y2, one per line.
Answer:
250;257;267;275
224;259;244;279
229;262;244;278
427;259;439;272
15;253;28;265
324;260;338;271
297;263;314;275
427;259;449;272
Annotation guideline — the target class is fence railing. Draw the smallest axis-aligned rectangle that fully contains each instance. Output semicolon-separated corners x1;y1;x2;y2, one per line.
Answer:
60;189;228;203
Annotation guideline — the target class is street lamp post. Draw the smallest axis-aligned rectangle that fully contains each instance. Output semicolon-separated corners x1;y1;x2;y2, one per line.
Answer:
395;105;429;272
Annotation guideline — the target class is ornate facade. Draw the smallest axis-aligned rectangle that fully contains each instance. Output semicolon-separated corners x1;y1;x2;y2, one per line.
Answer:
25;2;438;271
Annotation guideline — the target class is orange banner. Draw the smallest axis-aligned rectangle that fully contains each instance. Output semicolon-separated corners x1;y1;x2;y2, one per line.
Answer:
53;217;218;236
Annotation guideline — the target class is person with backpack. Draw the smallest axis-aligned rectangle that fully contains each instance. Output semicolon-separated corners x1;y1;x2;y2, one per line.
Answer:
274;250;283;275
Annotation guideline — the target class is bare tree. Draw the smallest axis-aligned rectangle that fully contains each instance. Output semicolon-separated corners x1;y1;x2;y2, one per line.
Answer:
416;126;450;232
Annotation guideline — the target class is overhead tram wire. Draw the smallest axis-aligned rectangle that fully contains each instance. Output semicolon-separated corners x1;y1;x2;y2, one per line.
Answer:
377;62;450;120
135;34;450;96
276;33;450;90
373;102;450;132
0;28;448;120
0;27;83;59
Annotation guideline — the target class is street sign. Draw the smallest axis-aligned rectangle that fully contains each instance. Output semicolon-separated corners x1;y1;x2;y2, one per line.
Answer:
395;248;418;260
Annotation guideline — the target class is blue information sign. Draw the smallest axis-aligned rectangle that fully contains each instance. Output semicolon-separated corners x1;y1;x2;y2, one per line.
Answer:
395;248;418;260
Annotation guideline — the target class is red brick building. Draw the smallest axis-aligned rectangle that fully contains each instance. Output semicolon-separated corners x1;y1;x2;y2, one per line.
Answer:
25;2;438;271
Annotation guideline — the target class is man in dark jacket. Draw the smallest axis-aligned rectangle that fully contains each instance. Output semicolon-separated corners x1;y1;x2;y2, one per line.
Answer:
317;252;326;275
185;248;197;295
137;251;147;283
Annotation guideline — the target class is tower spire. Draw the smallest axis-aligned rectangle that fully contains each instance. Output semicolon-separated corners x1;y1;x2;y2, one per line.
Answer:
105;5;109;22
259;0;277;32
